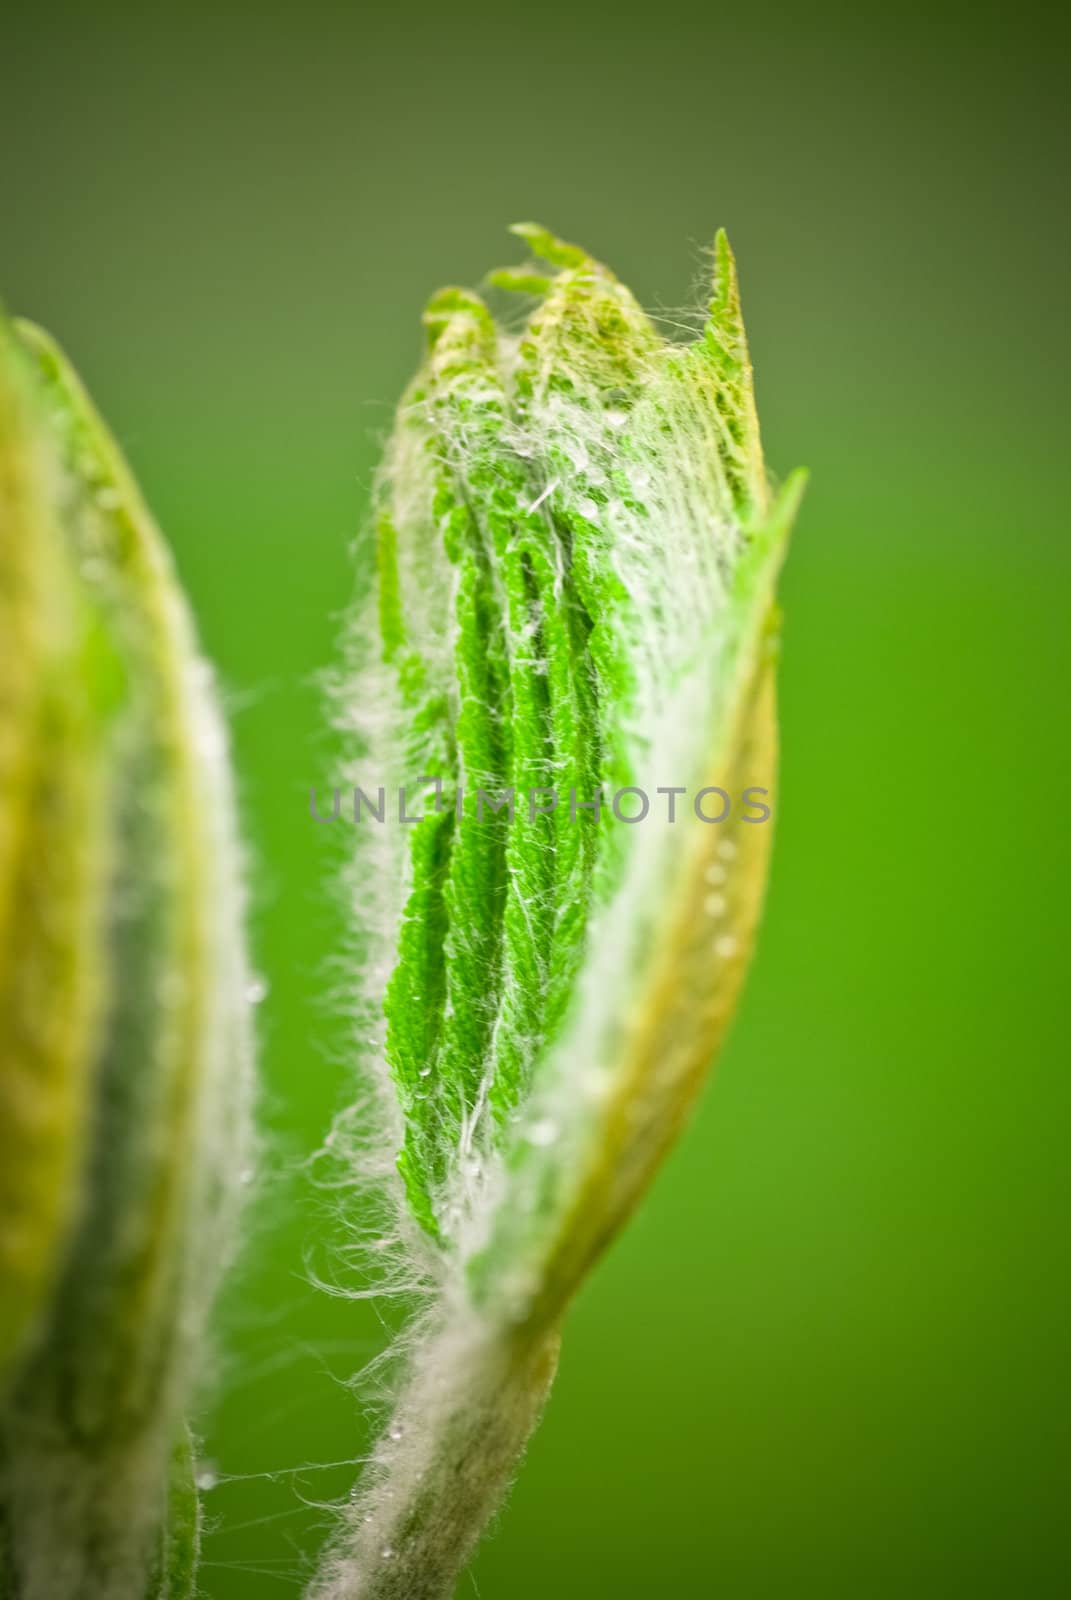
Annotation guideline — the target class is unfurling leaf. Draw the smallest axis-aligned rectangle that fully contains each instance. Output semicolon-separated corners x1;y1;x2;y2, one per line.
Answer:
312;227;804;1599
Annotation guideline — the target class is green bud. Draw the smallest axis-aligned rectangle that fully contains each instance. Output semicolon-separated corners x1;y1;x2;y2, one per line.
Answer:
315;228;804;1598
0;314;254;1599
0;313;115;1402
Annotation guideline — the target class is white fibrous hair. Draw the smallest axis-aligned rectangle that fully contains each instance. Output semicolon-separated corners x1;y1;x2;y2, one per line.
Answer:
313;226;803;1600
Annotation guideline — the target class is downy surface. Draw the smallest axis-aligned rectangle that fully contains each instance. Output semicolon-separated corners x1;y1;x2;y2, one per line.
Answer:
316;226;803;1599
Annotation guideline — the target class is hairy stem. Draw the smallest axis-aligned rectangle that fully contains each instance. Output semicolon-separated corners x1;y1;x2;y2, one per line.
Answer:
310;1315;560;1600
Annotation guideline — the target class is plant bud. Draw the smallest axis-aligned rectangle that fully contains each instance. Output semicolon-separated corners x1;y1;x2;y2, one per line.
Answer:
0;312;115;1403
318;226;804;1599
0;315;254;1600
349;226;804;1264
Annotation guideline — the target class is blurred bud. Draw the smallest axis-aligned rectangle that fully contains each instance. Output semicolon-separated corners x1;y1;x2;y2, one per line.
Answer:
0;314;254;1599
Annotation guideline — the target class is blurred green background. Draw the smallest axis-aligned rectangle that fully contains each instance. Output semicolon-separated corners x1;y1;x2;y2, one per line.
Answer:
4;2;1069;1594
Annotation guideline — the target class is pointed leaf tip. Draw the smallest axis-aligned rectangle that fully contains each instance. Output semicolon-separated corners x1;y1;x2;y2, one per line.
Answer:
485;268;553;297
422;286;493;349
508;223;588;270
711;228;740;312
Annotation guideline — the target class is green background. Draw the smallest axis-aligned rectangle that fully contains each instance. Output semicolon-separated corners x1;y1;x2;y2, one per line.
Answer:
4;2;1069;1593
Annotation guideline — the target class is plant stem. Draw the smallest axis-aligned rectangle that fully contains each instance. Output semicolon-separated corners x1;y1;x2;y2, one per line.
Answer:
309;1312;560;1600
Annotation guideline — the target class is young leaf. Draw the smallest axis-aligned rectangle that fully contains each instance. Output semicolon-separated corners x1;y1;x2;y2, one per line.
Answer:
314;228;804;1598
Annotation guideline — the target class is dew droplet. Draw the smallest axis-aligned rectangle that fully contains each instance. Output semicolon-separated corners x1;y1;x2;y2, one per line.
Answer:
717;839;738;861
705;862;727;886
388;1423;404;1442
714;934;738;959
196;1468;218;1492
526;1117;559;1147
704;893;727;918
381;1545;395;1561
246;975;269;1005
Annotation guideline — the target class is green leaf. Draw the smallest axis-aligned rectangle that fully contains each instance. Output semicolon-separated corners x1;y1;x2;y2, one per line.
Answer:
315;227;804;1599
